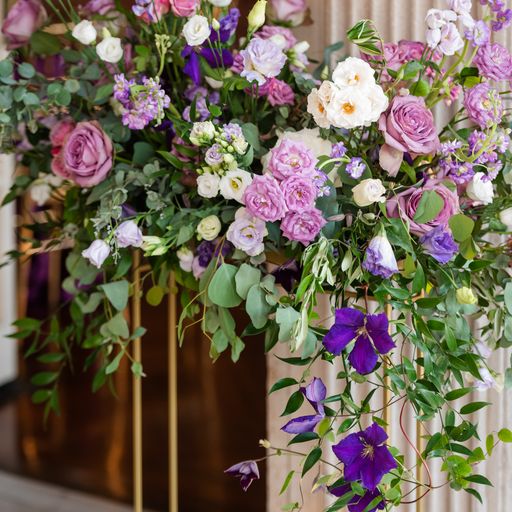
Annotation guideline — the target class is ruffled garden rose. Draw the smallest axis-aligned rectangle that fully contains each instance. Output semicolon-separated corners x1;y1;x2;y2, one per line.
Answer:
379;95;440;155
50;118;76;147
61;121;113;187
386;180;460;235
244;174;288;222
1;0;47;50
226;208;267;257
281;175;317;211
280;207;326;246
268;139;317;180
170;0;198;17
255;25;298;50
258;78;295;107
463;82;503;129
474;42;512;81
270;0;307;26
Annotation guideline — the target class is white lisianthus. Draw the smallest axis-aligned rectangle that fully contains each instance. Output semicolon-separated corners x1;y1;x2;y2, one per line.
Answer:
352;179;386;207
248;0;267;32
208;0;232;6
82;239;110;268
332;57;377;92
96;35;123;63
220;169;253;203
182;15;211;47
197;215;222;241
499;207;512;229
197;173;220;198
466;172;494;205
325;87;372;130
190;121;216;145
72;20;97;45
365;84;389;124
177;247;194;272
231;137;249;155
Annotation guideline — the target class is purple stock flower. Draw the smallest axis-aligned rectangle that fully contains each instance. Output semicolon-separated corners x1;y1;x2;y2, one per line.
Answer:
329;485;386;512
331;142;347;158
465;20;490;47
492;9;512;31
420;226;459;264
346;157;365;179
282;377;326;434
362;235;399;279
332;423;397;491
225;461;260;491
323;308;395;375
463;82;503;129
440;140;463;156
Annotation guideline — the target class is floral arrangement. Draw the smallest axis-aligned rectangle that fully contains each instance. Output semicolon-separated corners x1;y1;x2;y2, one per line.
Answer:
3;0;512;509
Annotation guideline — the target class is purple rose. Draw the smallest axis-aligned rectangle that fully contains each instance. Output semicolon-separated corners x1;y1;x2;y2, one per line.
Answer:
240;38;287;85
463;82;503;129
281;175;317;211
258;78;295;107
1;0;47;50
420;226;459;264
280;207;326;246
244;174;288;222
270;0;307;25
474;42;512;81
379;95;440;155
62;121;113;187
362;235;399;279
387;180;460;235
268;139;317;181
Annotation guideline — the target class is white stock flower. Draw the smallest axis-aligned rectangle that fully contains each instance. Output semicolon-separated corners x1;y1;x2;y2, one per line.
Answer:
220;169;253;203
182;15;211;47
466;173;494;205
177;247;194;272
352;179;386;207
447;0;472;14
332;57;377;92
197;173;220;198
190;121;215;145
197;215;222;241
82;239;110;268
426;8;457;29
499;207;512;229
72;20;97;45
438;23;464;56
96;36;123;62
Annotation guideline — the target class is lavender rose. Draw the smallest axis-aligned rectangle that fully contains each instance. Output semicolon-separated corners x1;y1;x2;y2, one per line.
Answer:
244;174;288;222
240;38;287;86
1;0;47;50
268;139;317;180
280;208;326;246
474;42;512;81
420;226;459;264
259;78;295;107
270;0;307;26
62;121;113;187
463;83;503;129
281;175;317;211
386;180;460;235
379;95;440;155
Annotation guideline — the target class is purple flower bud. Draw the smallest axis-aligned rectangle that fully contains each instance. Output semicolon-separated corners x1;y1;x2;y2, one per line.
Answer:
225;461;260;491
115;220;143;248
346;157;365;179
82;240;110;268
362;234;398;279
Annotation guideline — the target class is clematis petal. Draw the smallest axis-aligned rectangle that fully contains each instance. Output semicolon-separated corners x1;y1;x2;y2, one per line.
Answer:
362;423;388;447
332;432;365;465
281;414;324;434
304;377;326;414
329;483;352;498
349;335;379;374
335;307;365;328
348;489;386;512
360;446;397;491
366;313;395;354
323;324;357;355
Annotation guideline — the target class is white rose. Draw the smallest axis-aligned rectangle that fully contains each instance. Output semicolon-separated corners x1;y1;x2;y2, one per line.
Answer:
182;15;211;47
197;215;222;241
499;207;512;229
177;247;194;272
332;57;377;91
352;179;386;207
220;169;253;203
197;173;220;198
366;84;389;124
96;36;123;63
326;87;372;130
72;20;97;45
30;182;51;206
190;121;215;145
466;172;494;205
208;0;232;6
82;239;110;268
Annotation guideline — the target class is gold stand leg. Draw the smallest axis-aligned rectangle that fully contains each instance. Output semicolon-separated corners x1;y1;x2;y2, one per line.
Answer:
383;302;392;430
168;273;178;512
132;251;143;512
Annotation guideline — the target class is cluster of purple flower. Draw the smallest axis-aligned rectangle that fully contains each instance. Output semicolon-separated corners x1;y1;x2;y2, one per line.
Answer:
183;84;220;122
480;0;512;31
113;74;171;130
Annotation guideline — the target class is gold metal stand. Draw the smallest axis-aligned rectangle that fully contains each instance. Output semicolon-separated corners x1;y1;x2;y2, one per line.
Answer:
168;273;178;512
383;302;392;428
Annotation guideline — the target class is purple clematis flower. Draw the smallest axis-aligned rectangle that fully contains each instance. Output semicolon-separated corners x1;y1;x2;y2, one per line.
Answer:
281;377;326;434
210;8;240;43
225;460;260;491
323;308;395;375
333;423;397;491
330;484;386;512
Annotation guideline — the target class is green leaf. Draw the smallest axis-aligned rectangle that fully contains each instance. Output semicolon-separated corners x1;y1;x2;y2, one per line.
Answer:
288;432;319;445
230;336;245;363
235;264;261;300
208;264;242;308
276;306;300;342
302;447;322;477
246;284;271;329
22;92;39;106
94;83;114;104
280;471;295;495
464;488;483;504
486;434;495;456
37;353;65;364
412;265;426;295
18;63;35;79
498;428;512;443
460;402;490;415
445;388;472;401
133;141;155;166
102;313;130;339
146;285;164;306
505;282;512;315
464;475;493;486
77;292;103;314
32;389;52;404
449;214;475;242
0;60;13;77
31;372;58;386
269;378;298;394
413;190;444;224
30;31;61;55
105;352;124;375
281;391;304;416
212;329;229;355
445;325;457;352
100;280;130;311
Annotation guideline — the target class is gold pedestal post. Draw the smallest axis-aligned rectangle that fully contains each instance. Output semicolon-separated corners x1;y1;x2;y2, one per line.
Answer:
168;273;178;512
132;252;143;512
383;302;392;428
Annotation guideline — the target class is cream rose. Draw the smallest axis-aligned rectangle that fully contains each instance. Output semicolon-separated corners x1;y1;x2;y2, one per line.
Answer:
96;35;123;62
466;172;494;205
352;179;386;207
72;20;97;45
197;215;222;241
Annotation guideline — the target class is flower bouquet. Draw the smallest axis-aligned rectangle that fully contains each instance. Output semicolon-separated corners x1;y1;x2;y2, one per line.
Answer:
3;0;512;509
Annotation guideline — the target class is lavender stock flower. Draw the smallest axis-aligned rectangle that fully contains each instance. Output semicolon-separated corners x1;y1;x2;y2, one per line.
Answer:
420;226;459;264
323;308;395;375
346;157;365;179
225;460;260;491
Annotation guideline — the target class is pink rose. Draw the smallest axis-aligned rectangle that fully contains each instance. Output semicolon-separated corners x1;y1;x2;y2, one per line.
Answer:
244;174;288;222
258;78;295;107
169;0;198;17
62;121;113;187
50;118;76;147
281;175;317;211
386;180;460;235
280;207;326;246
255;26;298;50
1;0;47;50
268;139;317;181
379;95;440;156
270;0;307;25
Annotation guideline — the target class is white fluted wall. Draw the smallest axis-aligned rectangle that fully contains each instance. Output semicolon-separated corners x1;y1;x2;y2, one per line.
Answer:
267;2;512;511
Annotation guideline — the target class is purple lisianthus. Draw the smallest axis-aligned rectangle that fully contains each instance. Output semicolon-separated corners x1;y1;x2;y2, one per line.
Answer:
280;208;326;246
332;423;397;491
210;8;240;44
420;226;459;264
474;42;512;81
259;78;295;107
329;485;385;512
82;239;110;268
268;139;317;180
379;95;440;155
323;308;395;375
115;220;143;248
281;175;317;211
282;377;326;434
240;38;287;86
244;175;288;222
362;235;399;279
346;157;365;179
463;83;503;129
226;208;267;257
205;144;224;166
225;461;260;491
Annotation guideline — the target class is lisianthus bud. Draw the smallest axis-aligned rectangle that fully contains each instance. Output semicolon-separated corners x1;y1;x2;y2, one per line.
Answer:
190;121;216;145
248;0;267;33
456;287;477;305
177;246;194;272
72;20;97;45
211;18;220;31
142;236;167;256
499;207;512;229
197;215;222;241
82;239;110;268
